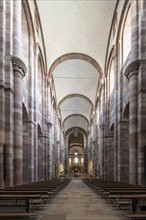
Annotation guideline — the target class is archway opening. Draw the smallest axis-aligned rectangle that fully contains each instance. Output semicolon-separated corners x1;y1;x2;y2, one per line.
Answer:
68;132;84;176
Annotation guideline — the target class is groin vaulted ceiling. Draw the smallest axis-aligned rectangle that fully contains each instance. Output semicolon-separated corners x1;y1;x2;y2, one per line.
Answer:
36;0;117;135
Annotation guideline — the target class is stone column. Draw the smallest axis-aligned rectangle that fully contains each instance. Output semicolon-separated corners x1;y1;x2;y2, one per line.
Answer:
125;65;138;184
130;0;138;62
34;123;38;182
117;121;129;183
53;115;59;177
0;88;5;187
122;1;139;185
0;0;6;188
38;132;48;181
64;136;69;174
104;135;114;180
13;0;21;58
22;120;34;184
11;56;27;185
99;123;105;179
41;133;48;180
57;141;60;177
83;136;88;173
88;140;92;176
38;133;43;181
114;43;119;182
28;35;35;183
47;122;53;179
92;140;98;177
137;1;146;185
34;43;39;182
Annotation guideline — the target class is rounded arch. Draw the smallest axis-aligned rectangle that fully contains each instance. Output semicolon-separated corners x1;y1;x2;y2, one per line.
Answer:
115;0;130;46
58;93;93;108
69;143;83;149
65;127;87;138
48;52;103;78
115;0;131;69
106;46;115;77
69;145;84;154
22;0;35;43
63;114;89;125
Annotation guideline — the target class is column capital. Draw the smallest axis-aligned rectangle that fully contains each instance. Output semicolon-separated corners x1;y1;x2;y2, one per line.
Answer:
99;123;106;129
11;56;27;78
124;59;146;79
47;122;53;128
124;60;139;79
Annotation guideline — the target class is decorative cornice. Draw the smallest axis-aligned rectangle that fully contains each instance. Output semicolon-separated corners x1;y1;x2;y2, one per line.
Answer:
124;59;146;79
11;56;27;78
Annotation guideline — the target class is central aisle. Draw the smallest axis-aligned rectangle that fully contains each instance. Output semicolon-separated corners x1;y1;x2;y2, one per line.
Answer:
37;179;126;220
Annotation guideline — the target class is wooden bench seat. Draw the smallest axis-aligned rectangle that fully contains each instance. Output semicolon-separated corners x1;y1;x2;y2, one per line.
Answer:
83;178;146;217
0;190;54;195
125;213;146;219
0;178;70;217
0;212;37;219
0;194;44;213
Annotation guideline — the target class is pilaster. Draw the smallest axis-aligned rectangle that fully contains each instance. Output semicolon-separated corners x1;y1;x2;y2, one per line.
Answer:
11;56;27;185
125;64;138;184
47;122;53;179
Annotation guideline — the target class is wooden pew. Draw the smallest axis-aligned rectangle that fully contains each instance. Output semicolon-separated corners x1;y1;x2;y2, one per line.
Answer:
0;213;37;219
125;213;146;219
0;195;38;219
0;178;71;218
82;178;146;217
0;194;43;211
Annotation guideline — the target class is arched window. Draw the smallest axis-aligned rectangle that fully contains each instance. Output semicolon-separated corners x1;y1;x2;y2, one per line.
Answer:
75;157;78;164
122;7;131;64
21;6;29;89
38;56;43;113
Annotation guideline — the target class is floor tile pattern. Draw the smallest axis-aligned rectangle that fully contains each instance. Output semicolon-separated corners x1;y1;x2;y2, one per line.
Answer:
36;179;126;220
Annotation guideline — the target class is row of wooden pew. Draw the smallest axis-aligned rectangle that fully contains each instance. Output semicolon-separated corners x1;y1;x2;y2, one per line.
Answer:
82;178;146;219
0;177;71;219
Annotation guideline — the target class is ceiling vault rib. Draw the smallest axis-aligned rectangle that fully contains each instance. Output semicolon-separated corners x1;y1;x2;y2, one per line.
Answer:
58;93;93;108
49;53;103;78
63;114;89;125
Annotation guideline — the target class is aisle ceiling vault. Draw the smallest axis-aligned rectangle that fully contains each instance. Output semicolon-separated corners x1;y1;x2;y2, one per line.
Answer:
36;0;117;135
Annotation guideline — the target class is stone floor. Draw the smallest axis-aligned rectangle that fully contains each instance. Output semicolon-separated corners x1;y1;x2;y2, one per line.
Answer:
36;179;127;220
